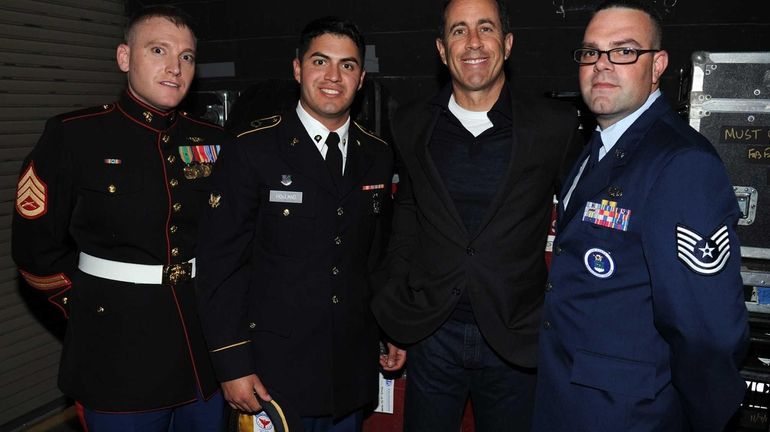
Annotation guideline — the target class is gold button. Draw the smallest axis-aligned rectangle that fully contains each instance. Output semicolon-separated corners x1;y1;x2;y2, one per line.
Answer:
171;247;179;256
108;184;116;193
337;207;344;216
169;178;179;187
170;225;178;234
332;295;339;304
209;193;221;208
62;297;68;305
173;203;182;212
167;155;176;164
162;134;170;143
283;209;290;216
96;306;105;313
249;322;256;329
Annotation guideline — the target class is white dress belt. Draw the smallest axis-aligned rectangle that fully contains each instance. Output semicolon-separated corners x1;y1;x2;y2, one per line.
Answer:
78;252;196;285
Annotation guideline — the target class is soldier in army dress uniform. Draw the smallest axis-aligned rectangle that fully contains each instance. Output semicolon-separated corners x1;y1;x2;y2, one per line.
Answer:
12;6;226;431
196;16;405;432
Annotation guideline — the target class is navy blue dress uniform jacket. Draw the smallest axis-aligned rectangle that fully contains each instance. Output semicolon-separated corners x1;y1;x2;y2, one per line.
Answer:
371;85;582;367
196;111;393;418
11;91;223;411
533;97;749;431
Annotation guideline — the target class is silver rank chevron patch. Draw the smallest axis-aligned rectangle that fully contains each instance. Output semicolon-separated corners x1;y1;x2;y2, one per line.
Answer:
675;224;730;276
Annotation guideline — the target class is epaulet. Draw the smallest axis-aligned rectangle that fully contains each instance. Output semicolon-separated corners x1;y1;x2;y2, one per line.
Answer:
178;110;225;130
60;103;114;123
236;115;282;138
353;121;388;146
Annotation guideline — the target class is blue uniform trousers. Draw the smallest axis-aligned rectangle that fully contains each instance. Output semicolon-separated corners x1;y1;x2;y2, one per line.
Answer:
83;391;224;432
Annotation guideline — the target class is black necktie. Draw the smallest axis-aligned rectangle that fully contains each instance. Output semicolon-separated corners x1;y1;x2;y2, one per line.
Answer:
325;132;342;183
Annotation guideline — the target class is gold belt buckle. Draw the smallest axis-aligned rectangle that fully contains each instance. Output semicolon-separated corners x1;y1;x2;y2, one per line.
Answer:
162;262;192;285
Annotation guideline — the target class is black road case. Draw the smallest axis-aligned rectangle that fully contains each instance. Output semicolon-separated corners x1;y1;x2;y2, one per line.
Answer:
688;51;770;258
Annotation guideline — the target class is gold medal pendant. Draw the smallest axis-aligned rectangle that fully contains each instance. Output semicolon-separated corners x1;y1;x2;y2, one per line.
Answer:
200;163;212;178
184;164;199;179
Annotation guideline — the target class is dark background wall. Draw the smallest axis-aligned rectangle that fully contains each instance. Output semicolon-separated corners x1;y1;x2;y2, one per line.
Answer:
125;0;770;117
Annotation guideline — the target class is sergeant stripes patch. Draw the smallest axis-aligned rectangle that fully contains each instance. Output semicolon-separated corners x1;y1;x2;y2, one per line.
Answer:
675;224;730;276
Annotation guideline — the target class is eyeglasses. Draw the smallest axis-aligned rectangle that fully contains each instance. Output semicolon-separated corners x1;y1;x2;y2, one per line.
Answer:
573;47;661;65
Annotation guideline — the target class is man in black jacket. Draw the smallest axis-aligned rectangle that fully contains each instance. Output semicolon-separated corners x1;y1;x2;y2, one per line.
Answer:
371;0;582;430
196;16;403;432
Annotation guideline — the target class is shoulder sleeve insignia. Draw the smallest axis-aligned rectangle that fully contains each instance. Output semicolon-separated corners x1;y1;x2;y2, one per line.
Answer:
237;115;282;138
353;121;388;146
675;223;731;276
16;162;47;219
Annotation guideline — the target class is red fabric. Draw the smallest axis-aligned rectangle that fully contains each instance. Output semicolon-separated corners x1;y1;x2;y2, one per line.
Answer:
76;401;88;432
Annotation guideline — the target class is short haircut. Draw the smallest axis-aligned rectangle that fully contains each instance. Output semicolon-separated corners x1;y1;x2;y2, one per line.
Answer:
594;0;663;48
297;16;366;63
438;0;512;38
124;5;197;44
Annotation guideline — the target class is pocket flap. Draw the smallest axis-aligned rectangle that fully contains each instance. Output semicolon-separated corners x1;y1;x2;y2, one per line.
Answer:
571;349;657;400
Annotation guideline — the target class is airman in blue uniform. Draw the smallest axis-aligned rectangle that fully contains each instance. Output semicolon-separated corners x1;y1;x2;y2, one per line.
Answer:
533;2;749;431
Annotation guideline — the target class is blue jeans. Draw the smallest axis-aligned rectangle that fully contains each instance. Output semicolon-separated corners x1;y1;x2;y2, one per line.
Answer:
83;391;225;432
404;319;536;432
302;410;362;432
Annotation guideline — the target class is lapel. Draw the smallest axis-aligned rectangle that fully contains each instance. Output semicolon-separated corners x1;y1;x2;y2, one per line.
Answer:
338;123;376;199
559;97;670;230
277;111;338;197
471;86;530;240
414;100;469;237
557;142;592;227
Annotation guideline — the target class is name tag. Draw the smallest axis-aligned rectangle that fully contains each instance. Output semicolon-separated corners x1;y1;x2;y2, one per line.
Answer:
269;190;303;203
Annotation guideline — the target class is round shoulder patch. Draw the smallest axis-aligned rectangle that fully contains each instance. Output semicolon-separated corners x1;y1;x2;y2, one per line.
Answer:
583;248;614;278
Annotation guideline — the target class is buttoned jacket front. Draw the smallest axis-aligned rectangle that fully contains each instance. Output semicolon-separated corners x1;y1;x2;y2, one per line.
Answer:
12;91;224;411
533;97;749;432
197;111;393;418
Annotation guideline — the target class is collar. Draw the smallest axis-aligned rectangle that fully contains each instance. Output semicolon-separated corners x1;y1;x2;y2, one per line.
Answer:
431;82;512;121
295;101;351;153
597;90;662;157
116;90;179;132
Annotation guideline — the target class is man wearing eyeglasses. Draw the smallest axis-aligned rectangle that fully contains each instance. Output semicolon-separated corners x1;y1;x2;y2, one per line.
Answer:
532;1;749;431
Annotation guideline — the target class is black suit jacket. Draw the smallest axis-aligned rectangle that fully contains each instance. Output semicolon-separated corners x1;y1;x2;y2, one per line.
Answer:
371;85;581;367
197;111;393;417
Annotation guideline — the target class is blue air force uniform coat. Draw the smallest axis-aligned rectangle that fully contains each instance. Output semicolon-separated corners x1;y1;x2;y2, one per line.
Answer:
11;91;223;411
532;97;749;432
196;111;393;418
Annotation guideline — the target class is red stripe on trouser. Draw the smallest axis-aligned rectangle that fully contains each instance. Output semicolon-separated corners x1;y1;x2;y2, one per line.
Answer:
76;401;88;432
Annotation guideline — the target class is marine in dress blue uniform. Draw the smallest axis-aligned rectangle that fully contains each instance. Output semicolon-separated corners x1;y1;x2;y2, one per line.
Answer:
12;7;225;431
533;3;749;431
